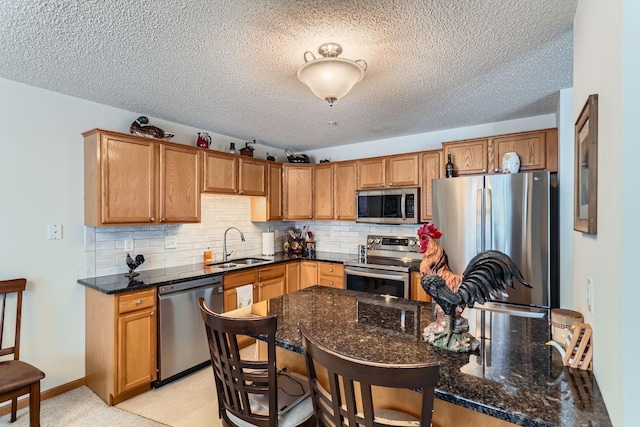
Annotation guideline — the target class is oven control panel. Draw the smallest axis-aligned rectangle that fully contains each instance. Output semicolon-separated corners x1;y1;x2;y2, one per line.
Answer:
366;235;420;252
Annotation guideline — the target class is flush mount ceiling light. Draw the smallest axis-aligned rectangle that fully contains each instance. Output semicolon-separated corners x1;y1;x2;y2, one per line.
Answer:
297;43;367;107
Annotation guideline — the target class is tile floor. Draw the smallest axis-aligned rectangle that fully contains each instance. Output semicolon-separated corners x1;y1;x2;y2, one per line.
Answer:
117;345;259;426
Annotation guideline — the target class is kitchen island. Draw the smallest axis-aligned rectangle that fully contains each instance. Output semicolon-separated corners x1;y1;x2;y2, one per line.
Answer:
234;286;611;427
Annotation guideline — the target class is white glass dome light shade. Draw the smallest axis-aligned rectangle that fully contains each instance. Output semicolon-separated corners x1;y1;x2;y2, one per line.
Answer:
297;57;366;105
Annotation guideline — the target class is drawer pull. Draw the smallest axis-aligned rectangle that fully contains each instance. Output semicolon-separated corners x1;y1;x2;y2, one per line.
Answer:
136;299;142;305
329;268;333;272
150;311;155;316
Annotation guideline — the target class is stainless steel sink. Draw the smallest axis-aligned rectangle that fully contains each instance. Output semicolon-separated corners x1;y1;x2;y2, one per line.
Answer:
231;258;270;265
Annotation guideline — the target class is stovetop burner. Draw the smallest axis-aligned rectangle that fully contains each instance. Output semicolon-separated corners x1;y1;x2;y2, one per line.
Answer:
344;235;423;273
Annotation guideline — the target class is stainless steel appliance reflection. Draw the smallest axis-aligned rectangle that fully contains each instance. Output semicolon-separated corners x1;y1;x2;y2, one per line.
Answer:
345;235;422;299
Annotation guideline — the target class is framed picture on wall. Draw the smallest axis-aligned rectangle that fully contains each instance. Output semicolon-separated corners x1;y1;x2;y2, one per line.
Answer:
574;94;598;234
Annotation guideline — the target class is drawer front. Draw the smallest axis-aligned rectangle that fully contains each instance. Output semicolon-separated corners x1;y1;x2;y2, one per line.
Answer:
319;276;344;289
118;289;156;314
318;263;344;278
258;264;286;281
224;269;258;289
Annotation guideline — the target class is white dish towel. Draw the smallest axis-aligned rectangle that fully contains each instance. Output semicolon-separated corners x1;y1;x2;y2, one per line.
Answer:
236;284;254;308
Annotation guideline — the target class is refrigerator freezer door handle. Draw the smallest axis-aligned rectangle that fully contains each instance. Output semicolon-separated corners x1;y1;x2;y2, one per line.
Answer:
485;187;492;250
476;188;483;253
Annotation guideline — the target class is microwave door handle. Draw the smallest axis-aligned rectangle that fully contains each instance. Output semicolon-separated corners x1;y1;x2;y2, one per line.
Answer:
401;193;406;219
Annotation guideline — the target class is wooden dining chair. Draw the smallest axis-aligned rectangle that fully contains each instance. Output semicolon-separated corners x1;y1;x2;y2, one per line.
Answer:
299;323;440;427
0;278;45;426
199;298;315;427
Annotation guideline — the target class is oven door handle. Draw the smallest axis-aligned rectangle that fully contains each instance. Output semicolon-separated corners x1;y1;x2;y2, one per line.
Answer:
345;267;407;282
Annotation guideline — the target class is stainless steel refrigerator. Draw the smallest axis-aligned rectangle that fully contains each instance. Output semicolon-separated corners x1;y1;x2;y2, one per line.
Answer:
432;171;558;332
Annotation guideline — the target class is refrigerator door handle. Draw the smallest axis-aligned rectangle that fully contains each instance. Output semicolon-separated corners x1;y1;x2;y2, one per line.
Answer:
476;188;483;253
485;187;492;250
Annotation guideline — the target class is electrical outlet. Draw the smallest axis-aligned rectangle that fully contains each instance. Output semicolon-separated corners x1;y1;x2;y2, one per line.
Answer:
124;239;134;252
586;277;594;313
165;236;178;249
47;223;62;240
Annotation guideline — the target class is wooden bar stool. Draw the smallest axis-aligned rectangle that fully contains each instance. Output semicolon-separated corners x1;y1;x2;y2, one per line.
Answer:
0;278;45;426
299;322;440;427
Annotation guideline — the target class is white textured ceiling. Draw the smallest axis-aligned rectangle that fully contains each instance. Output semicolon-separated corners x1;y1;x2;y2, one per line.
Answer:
0;0;576;151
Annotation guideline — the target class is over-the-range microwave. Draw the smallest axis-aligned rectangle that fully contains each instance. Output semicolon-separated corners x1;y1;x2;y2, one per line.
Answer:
356;188;420;224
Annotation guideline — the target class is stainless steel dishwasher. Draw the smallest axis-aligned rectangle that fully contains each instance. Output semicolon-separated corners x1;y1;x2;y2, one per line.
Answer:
156;275;223;386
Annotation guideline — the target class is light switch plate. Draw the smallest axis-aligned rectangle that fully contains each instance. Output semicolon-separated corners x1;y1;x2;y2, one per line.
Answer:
165;236;178;249
124;239;134;252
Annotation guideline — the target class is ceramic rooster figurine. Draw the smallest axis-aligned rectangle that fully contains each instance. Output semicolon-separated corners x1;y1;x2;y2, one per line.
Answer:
418;224;532;352
125;253;145;277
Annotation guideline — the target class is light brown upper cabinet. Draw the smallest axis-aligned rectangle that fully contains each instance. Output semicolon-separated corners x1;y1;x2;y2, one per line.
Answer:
251;162;284;222
313;163;334;220
420;150;442;222
83;129;200;226
333;161;357;221
442;128;558;177
283;164;313;220
441;138;489;176
488;128;558;173
203;151;267;196
357;153;419;189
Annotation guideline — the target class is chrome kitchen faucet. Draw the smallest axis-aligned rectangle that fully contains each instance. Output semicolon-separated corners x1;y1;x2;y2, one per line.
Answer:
223;227;245;262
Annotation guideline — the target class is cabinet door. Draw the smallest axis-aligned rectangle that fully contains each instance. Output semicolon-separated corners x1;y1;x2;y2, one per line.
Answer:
386;154;420;188
116;308;157;394
489;131;548;173
258;276;286;302
334;161;357;221
300;261;318;289
357;158;385;189
285;261;300;293
203;151;238;194
283;165;313;220
239;158;267;196
410;271;431;302
442;139;489;176
159;144;200;223
314;164;334;220
267;163;283;220
420;150;442;222
100;134;157;224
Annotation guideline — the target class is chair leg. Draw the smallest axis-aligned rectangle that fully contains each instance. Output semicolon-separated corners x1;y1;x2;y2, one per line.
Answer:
29;381;41;427
10;397;17;422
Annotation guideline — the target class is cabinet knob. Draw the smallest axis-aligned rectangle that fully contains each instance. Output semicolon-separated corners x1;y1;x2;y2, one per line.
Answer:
260;283;263;288
389;182;393;186
482;169;487;173
336;216;339;219
150;311;155;316
253;285;257;289
329;281;333;285
234;189;237;193
309;215;312;218
380;183;384;187
136;299;142;305
239;190;243;194
160;217;166;222
329;268;333;272
150;217;155;222
495;168;499;173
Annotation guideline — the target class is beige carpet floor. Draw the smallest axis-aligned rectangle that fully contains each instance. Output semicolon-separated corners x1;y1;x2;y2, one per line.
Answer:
0;386;168;427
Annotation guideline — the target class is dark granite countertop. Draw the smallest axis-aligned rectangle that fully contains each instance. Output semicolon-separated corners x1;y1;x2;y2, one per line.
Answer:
245;286;611;427
77;251;355;294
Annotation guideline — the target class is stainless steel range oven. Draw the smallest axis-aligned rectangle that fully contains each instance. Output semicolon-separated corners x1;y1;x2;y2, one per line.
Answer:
345;235;422;299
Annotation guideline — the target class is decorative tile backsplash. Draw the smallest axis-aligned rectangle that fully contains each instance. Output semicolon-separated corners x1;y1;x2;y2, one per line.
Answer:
83;194;420;278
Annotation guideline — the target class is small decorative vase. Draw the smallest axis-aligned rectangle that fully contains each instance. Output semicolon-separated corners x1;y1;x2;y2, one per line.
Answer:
501;152;520;174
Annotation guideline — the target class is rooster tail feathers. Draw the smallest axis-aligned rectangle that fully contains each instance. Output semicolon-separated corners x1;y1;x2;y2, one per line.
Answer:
463;250;532;288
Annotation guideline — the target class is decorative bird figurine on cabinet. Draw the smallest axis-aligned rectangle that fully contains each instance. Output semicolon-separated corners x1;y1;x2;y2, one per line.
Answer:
130;116;174;140
418;224;532;352
125;253;145;277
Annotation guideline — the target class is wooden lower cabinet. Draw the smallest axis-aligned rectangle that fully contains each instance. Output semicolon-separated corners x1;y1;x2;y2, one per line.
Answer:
300;261;318;289
285;261;301;293
410;271;431;302
318;262;344;289
257;264;286;301
86;287;157;405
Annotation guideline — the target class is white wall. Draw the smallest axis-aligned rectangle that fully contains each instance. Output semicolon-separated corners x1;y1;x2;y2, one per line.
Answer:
0;77;284;395
573;1;638;425
305;114;556;162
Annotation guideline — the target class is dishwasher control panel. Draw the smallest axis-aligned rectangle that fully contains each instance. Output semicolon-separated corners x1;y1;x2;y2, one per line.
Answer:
158;275;223;295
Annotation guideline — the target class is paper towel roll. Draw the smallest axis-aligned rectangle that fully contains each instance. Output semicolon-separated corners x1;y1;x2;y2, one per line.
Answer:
262;231;275;256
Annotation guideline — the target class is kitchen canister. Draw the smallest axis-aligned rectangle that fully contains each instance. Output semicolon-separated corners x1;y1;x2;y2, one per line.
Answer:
501;152;521;173
550;308;583;343
262;228;275;256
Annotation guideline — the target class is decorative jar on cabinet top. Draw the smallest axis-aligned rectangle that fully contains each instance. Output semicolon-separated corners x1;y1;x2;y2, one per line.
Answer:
501;152;521;173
